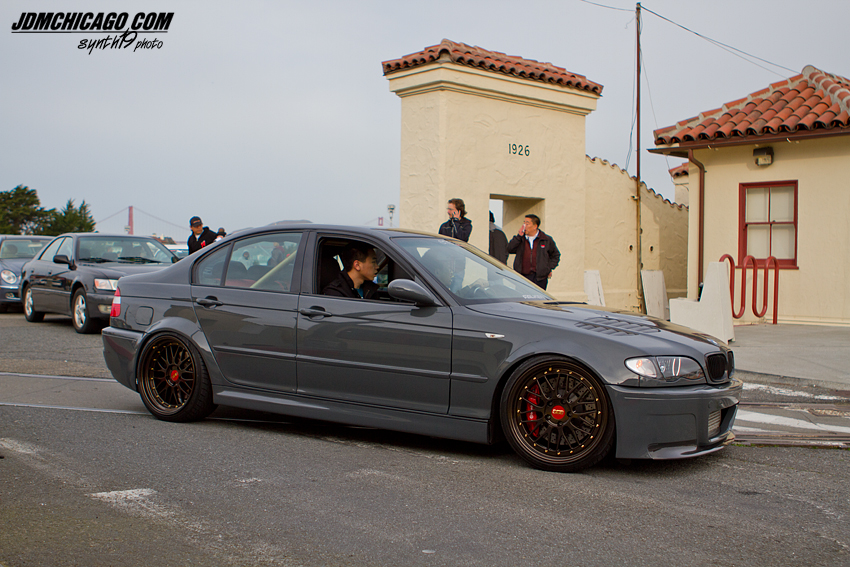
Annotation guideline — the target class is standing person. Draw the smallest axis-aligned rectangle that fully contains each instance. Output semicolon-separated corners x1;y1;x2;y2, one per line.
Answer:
187;216;218;254
438;198;472;242
215;227;227;241
506;214;560;290
488;211;509;263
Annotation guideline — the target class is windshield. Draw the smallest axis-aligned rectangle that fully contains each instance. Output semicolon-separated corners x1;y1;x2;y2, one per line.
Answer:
0;239;50;260
77;236;175;264
394;236;553;303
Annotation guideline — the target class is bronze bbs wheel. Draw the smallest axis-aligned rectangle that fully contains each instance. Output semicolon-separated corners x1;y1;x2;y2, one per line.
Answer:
138;334;216;422
500;356;615;472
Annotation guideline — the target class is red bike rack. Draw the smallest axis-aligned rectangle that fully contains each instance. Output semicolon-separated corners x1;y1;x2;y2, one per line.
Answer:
719;254;779;324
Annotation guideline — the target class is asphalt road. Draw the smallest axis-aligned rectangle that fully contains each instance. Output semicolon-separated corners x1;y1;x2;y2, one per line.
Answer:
1;312;849;566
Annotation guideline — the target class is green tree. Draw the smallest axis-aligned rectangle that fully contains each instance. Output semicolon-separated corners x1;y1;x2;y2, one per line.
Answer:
42;199;97;235
0;185;51;234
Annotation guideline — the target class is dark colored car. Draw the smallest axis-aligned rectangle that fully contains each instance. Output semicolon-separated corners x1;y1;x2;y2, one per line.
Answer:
103;224;741;472
20;233;178;333
0;235;52;312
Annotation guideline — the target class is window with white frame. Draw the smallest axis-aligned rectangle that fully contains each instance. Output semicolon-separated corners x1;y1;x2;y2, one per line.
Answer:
738;181;797;268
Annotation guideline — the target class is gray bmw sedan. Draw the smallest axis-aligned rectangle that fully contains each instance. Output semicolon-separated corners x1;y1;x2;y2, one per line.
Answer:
103;224;740;472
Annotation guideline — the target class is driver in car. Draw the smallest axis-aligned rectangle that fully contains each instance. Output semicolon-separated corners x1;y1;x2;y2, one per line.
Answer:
323;243;379;299
420;248;491;298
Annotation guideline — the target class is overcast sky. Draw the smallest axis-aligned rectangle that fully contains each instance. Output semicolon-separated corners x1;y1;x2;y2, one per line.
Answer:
2;0;847;239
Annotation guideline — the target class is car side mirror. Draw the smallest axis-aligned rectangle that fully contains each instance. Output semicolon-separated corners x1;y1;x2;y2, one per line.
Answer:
53;254;73;267
388;279;439;307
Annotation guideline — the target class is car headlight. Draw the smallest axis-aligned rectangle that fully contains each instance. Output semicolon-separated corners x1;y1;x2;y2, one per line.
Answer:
1;269;17;285
94;278;119;291
625;356;705;386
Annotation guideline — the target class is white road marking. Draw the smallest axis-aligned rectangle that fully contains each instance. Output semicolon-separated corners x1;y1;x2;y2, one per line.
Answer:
736;409;850;434
0;401;148;414
0;437;40;455
742;383;845;401
88;488;177;522
0;371;114;382
731;425;773;433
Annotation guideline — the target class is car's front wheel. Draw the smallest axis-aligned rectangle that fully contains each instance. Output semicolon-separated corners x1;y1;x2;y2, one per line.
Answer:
72;289;99;334
500;356;615;472
22;285;44;322
138;334;216;422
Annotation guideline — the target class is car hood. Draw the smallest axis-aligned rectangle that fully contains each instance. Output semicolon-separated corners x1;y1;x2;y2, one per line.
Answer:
78;262;173;278
465;300;726;352
0;258;32;274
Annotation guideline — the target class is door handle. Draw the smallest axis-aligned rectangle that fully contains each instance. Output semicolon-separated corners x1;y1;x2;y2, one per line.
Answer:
196;297;224;307
299;307;331;318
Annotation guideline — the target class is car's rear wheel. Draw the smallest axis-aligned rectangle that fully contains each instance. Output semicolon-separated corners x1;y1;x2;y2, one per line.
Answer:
500;356;615;472
72;289;98;334
22;285;44;322
138;334;216;422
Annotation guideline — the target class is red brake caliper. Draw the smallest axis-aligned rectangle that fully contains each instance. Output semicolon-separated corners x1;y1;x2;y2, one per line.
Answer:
524;384;541;437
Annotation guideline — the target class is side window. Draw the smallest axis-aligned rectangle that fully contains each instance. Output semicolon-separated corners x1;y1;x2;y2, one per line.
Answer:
57;238;74;259
316;238;413;301
234;232;302;292
194;245;229;286
38;238;64;260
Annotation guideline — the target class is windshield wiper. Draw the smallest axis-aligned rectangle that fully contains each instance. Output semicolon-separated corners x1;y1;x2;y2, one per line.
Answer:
79;257;110;263
117;257;160;264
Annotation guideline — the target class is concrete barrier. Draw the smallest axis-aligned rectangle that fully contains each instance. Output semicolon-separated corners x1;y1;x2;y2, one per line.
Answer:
669;262;735;343
584;270;605;306
641;270;669;320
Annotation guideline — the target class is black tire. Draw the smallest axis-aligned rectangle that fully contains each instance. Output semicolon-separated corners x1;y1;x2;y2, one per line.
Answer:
22;285;44;322
500;356;615;473
72;289;99;334
0;303;8;313
137;333;216;422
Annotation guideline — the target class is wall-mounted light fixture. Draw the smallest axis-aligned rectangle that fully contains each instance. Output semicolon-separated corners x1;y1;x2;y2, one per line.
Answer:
753;147;774;166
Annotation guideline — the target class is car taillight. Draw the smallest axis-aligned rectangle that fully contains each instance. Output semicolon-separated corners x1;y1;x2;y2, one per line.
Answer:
110;288;122;318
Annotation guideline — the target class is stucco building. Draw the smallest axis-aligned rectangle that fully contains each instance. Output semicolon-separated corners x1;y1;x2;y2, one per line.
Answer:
383;40;687;310
653;65;850;325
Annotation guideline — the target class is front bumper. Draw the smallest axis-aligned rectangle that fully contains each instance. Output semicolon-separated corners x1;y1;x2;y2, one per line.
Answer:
102;326;143;391
88;292;117;318
609;378;742;460
1;284;20;304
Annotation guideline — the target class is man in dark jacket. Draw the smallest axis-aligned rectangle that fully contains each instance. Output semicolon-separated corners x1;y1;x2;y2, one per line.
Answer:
488;211;509;263
438;198;472;242
323;243;379;299
506;214;560;290
187;216;218;254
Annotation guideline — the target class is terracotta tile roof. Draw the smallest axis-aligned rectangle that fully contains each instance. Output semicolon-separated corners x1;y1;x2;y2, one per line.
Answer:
669;163;689;178
654;65;850;146
382;39;603;95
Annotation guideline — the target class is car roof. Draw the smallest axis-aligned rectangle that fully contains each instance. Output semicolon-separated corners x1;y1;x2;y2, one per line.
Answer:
241;223;446;241
58;232;162;240
0;235;52;240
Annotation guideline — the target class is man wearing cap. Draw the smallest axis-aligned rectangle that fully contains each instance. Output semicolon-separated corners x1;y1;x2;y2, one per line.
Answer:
187;216;218;254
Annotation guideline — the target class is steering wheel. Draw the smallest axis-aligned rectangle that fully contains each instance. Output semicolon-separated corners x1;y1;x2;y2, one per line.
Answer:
465;283;490;299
